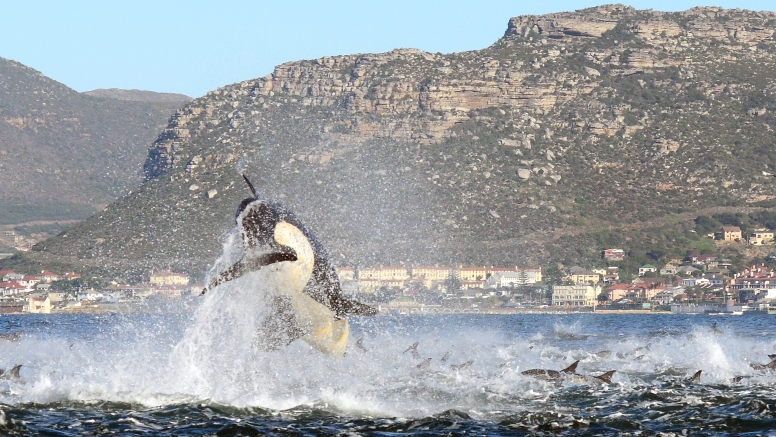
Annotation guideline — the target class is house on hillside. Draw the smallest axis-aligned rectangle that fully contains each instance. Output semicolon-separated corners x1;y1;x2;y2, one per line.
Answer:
722;226;742;242
569;270;600;285
676;265;700;276
603;249;625;261
682;277;710;287
688;253;717;266
17;276;39;288
750;229;774;245
702;273;726;288
660;263;678;276
634;276;669;287
35;270;62;283
638;264;657;276
0;281;27;295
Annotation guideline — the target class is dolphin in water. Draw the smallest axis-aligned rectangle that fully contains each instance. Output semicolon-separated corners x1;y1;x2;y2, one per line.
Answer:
685;370;702;383
749;354;776;371
0;365;21;380
563;370;617;385
521;360;580;381
403;342;421;360
522;360;615;384
201;175;377;355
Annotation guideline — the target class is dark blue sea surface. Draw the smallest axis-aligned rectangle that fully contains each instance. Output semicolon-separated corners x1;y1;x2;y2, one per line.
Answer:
1;310;776;435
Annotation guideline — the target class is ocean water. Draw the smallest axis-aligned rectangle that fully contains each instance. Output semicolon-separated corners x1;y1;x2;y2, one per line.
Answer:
0;299;776;436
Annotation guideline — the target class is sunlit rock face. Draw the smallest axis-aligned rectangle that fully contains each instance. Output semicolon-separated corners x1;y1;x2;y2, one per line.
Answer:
10;4;776;278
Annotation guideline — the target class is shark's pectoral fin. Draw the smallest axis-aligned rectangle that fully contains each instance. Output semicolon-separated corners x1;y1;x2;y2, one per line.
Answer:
248;248;298;270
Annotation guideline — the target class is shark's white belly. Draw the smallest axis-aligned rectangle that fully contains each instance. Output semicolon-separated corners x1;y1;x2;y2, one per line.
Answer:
260;222;349;355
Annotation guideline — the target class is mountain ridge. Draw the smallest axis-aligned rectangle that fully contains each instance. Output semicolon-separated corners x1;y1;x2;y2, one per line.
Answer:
0;57;189;224
5;4;776;280
83;88;192;103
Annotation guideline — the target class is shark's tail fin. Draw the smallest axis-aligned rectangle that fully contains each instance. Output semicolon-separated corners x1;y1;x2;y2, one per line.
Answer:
595;370;616;384
685;370;702;383
9;365;21;379
333;296;378;317
561;360;580;374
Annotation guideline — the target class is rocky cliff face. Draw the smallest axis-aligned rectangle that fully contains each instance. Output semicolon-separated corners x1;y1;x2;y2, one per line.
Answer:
9;5;776;279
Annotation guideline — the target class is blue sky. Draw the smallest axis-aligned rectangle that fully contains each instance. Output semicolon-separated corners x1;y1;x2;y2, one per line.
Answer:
0;1;773;97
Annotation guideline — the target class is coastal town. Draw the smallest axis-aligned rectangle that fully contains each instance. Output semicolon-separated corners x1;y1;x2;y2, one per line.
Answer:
2;224;776;315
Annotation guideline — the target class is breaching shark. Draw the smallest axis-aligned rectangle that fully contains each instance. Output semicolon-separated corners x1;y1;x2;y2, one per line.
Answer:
201;175;377;355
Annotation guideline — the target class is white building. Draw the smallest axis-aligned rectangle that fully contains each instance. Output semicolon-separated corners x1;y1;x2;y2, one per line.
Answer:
486;271;538;288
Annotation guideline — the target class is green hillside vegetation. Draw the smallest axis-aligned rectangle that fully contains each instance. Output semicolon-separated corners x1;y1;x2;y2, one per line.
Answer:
0;57;189;223
5;5;776;280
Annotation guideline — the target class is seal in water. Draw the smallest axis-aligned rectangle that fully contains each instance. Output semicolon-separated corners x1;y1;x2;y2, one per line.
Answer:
202;175;377;355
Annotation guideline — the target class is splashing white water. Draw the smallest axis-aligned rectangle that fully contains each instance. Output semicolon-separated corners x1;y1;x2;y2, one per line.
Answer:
1;238;776;419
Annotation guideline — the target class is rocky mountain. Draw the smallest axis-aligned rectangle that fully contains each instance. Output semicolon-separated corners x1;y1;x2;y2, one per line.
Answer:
6;4;776;280
0;57;189;224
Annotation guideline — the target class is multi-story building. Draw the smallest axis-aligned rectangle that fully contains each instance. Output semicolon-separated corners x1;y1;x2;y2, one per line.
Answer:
487;271;539;288
150;270;190;286
457;266;488;282
456;266;542;283
722;226;742;242
410;265;451;289
552;284;600;307
569;270;600;284
27;295;51;314
730;267;776;290
488;267;542;283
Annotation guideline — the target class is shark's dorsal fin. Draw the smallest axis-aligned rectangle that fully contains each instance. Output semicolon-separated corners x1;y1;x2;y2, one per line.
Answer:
242;174;259;198
595;370;616;384
561;360;580;374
